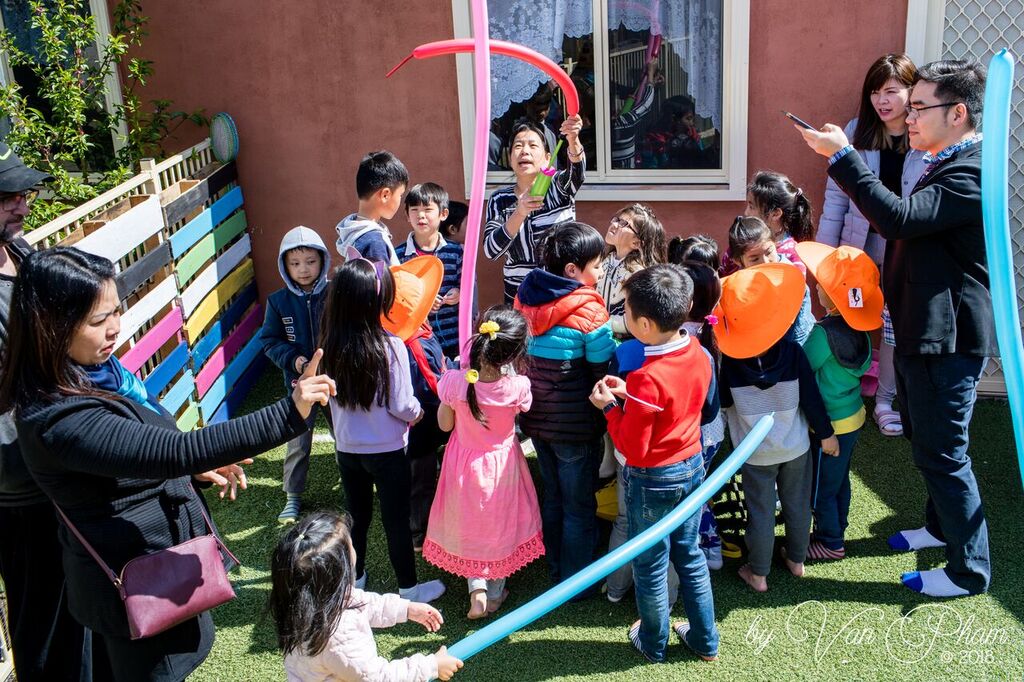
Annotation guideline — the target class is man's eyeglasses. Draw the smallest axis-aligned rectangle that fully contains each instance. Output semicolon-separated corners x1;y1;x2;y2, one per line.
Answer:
905;102;963;117
0;189;38;211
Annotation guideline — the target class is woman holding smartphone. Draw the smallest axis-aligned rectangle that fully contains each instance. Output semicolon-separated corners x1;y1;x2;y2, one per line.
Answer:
817;53;928;438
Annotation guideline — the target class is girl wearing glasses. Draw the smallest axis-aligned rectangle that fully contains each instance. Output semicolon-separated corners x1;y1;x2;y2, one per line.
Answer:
597;203;666;339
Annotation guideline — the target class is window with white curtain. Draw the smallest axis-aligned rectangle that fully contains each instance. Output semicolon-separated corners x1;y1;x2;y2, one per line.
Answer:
452;0;750;200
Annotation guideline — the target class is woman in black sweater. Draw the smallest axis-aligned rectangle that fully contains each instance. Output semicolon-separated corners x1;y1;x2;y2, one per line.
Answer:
0;247;336;681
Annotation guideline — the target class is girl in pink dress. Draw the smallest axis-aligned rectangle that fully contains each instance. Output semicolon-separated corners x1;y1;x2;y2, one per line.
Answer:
422;307;544;619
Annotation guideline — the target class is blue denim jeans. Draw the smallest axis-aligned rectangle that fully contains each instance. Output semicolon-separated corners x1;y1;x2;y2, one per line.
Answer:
533;438;601;586
626;455;719;661
894;353;990;594
811;429;861;549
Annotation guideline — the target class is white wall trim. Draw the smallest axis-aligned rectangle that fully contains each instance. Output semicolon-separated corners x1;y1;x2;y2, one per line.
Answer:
905;0;947;65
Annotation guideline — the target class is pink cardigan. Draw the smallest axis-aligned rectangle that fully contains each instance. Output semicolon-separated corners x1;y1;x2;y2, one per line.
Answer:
283;589;437;681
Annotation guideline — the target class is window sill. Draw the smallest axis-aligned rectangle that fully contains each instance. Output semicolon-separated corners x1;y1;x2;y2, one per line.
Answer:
482;182;744;202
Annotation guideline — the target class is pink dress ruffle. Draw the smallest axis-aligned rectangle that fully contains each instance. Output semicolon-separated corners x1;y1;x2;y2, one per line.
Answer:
423;371;544;579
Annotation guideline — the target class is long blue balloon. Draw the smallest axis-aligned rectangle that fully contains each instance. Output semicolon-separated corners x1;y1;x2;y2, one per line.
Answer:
445;414;774;665
980;49;1024;490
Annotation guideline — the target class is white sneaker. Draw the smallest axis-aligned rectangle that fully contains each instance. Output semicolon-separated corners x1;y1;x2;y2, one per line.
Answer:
399;579;446;603
702;544;723;571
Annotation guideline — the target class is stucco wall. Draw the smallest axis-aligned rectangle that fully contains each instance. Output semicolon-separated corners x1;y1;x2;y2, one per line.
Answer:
127;0;908;307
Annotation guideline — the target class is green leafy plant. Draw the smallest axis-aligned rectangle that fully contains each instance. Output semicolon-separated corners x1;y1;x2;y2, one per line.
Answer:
0;0;207;229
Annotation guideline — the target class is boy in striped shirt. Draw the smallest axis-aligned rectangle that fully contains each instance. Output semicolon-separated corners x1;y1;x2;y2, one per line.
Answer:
484;116;586;303
397;182;465;360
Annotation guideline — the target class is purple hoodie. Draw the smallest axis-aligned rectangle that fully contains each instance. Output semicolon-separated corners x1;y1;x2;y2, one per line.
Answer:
330;335;423;453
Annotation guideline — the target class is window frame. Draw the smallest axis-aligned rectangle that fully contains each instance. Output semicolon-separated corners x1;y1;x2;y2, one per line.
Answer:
0;0;128;152
451;0;750;201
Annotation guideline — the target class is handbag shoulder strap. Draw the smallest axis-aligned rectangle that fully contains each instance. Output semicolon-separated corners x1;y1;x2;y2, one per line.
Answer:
53;504;121;586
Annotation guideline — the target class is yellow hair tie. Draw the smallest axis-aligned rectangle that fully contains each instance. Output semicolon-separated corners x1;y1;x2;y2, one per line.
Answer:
479;320;500;340
465;369;480;384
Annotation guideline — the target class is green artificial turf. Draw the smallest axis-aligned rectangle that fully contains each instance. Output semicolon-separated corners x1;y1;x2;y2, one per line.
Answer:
191;368;1024;680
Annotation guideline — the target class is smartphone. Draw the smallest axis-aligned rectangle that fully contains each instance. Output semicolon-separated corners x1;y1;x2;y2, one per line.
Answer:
782;110;816;130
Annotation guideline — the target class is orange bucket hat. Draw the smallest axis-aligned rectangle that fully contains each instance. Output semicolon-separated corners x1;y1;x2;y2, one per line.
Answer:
384;255;444;341
713;263;806;359
794;242;883;331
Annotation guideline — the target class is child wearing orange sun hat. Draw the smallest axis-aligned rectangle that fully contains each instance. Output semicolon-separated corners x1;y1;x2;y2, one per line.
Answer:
794;242;882;562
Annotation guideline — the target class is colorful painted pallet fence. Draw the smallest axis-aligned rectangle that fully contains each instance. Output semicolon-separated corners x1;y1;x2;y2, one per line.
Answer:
56;153;265;430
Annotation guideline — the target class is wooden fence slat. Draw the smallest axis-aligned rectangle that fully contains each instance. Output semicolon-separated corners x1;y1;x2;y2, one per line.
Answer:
190;287;258;368
199;335;263;421
120;306;184;374
175;210;248;284
76;195;163;263
208;355;266;425
176;401;201;431
195;304;264;398
180;235;251;317
160;369;196;415
183;260;255;342
116;276;178;347
116;242;172;300
162;162;238;226
168;186;244;259
142;341;189;396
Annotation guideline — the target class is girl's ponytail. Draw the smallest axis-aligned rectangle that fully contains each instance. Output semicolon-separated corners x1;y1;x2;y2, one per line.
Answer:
466;333;489;427
462;307;530;428
747;170;816;243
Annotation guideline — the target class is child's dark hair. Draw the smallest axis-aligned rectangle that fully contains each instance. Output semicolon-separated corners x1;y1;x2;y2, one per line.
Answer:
440;200;468;239
728;216;772;261
667;234;719;271
677;261;722;365
747;170;815;242
541;221;605;277
269;511;358;657
318;259;396;409
608;204;667;268
356;150;409;200
465;306;530;426
404;182;449;213
622;264;693;333
508;119;551;153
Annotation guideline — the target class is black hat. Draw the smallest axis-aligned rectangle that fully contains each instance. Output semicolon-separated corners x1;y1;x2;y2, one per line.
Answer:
0;141;51;194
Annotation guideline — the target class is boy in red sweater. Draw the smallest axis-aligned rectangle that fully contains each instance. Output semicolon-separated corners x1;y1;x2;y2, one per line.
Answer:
591;264;719;663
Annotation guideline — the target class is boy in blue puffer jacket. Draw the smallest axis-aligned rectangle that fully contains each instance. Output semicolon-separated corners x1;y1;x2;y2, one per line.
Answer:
514;221;616;591
259;225;332;522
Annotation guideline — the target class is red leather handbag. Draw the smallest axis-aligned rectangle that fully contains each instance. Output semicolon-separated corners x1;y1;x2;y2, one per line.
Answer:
55;498;238;640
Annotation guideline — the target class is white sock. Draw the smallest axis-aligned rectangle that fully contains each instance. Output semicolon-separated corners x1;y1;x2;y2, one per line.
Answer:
888;526;946;551
400;579;446;603
902;568;970;597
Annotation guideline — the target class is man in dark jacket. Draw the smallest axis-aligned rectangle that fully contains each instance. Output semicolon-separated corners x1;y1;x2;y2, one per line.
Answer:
798;60;996;597
0;143;94;680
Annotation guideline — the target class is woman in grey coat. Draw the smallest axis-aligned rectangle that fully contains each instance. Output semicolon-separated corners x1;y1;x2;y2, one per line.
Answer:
817;54;928;438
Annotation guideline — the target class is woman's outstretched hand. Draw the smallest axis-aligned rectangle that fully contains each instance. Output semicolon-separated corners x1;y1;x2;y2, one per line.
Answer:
291;349;336;419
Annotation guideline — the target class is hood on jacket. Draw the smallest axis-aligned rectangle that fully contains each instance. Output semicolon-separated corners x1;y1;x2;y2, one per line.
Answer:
278;226;331;296
819;316;872;373
335;213;397;263
733;340;795;390
515;268;609;336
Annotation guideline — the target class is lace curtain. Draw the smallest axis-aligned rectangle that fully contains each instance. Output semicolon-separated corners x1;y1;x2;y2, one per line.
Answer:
488;0;723;129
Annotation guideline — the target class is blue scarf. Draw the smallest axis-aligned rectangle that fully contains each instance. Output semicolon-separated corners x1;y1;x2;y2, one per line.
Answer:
80;357;163;415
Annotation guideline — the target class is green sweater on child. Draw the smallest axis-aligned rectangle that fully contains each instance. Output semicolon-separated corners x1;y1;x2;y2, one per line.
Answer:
803;316;872;434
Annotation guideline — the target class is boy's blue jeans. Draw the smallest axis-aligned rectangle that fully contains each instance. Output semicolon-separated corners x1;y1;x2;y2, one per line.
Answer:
811;429;861;550
533;438;601;586
626;455;719;661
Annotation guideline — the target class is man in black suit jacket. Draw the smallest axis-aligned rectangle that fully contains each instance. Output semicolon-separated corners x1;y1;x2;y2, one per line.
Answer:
798;60;996;598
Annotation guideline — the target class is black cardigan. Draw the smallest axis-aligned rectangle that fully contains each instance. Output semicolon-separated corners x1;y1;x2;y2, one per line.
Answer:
828;145;997;357
17;392;307;637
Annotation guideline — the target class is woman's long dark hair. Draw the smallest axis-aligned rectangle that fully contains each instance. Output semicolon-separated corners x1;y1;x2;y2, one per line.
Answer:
678;260;722;366
747;170;815;242
465;306;529;426
606;204;667;269
318;259;395;410
852;53;917;152
269;511;358;657
0;247;117;413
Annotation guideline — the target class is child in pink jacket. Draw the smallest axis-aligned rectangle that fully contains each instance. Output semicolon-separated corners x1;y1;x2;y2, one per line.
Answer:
270;511;463;681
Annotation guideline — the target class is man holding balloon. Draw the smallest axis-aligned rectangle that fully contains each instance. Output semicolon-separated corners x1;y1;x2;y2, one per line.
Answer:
798;59;996;598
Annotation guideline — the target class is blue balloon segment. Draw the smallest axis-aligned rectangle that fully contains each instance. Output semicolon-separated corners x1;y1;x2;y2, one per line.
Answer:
445;414;774;664
980;49;1024;490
